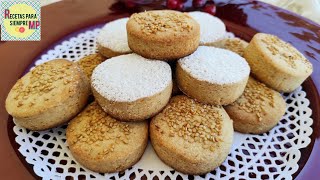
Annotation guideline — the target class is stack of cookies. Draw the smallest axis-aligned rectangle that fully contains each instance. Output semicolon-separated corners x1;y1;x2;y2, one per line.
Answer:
5;10;313;175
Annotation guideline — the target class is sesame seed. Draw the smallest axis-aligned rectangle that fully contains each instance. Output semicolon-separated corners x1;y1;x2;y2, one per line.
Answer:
260;34;311;69
12;60;80;107
231;78;275;121
77;54;105;79
210;146;215;152
158;96;223;147
220;38;248;56
131;11;193;35
74;102;134;146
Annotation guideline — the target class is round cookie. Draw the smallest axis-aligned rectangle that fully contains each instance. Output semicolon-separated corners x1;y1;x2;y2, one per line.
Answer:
127;10;200;61
97;18;132;58
77;53;106;79
91;53;172;121
66;102;148;173
211;38;248;57
189;11;226;45
6;59;90;131
176;46;250;105
225;77;286;134
150;95;233;175
244;33;313;92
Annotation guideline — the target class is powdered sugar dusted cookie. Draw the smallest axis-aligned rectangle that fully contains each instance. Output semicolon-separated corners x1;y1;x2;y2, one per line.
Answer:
91;53;172;121
189;11;226;45
97;18;132;58
177;46;250;105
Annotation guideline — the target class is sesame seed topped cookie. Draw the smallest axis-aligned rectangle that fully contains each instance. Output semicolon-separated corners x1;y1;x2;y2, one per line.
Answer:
225;77;286;134
6;59;90;131
244;33;313;92
150;95;233;175
211;37;249;57
127;10;200;61
77;53;106;79
67;102;148;173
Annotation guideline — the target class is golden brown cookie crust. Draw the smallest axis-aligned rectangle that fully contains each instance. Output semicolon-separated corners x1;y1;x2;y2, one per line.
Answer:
150;95;233;175
6;59;90;131
176;62;248;105
225;77;286;134
77;53;106;79
127;10;200;61
97;43;131;58
67;102;148;173
92;82;172;121
210;38;249;57
244;33;313;92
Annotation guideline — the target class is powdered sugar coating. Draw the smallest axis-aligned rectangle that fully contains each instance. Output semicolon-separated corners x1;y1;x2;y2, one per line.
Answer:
96;18;131;53
92;54;172;102
178;46;250;84
189;11;226;44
